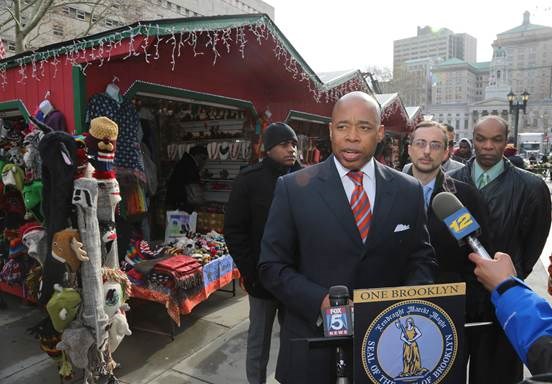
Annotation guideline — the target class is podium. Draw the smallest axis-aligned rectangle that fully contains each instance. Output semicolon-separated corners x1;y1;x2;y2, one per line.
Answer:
289;283;466;384
354;283;466;384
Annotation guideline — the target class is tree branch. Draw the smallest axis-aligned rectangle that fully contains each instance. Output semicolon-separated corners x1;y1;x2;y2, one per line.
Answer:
21;0;55;36
80;0;107;36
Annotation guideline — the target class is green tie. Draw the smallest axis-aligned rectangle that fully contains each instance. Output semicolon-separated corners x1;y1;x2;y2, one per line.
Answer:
478;173;490;189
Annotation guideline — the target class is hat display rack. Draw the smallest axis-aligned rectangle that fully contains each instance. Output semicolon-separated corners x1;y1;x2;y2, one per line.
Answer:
0;110;132;382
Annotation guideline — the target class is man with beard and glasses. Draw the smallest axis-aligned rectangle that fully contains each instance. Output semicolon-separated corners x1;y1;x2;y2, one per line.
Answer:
406;120;493;383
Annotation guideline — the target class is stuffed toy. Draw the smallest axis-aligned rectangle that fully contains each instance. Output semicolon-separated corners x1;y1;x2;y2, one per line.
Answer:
6;146;24;167
51;228;88;273
23;129;44;181
102;267;131;314
8;236;25;258
102;281;123;318
46;284;82;333
38;130;77;305
73;135;90;179
85;116;118;175
2;163;24;191
108;312;131;352
22;180;43;221
56;323;95;369
20;221;47;266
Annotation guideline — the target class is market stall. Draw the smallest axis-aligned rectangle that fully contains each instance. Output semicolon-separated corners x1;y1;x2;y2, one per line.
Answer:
0;14;374;378
374;93;414;169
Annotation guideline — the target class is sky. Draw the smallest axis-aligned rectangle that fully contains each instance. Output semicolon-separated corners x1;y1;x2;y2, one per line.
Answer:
266;0;552;74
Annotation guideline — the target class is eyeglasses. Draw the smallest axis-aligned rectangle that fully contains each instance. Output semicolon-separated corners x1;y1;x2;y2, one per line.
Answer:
412;139;445;151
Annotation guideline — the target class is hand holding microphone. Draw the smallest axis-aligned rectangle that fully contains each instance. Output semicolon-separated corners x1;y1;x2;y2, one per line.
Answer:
432;192;492;260
468;252;518;291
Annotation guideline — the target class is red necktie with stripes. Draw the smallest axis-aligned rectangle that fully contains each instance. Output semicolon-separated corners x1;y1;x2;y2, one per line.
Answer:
347;171;372;242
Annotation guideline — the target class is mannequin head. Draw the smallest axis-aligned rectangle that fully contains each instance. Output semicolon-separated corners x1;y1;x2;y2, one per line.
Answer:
105;83;121;102
39;100;54;117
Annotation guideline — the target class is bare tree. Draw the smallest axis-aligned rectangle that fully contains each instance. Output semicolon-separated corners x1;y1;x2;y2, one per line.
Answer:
0;0;142;54
364;65;393;82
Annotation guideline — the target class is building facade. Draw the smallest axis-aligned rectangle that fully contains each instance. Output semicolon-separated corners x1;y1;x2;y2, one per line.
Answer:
426;12;552;142
393;26;477;76
0;0;274;57
392;26;477;108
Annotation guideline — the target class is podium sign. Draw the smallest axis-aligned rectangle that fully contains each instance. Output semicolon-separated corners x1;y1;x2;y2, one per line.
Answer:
353;283;465;384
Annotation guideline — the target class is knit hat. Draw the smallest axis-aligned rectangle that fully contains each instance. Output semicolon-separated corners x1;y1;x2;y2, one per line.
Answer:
20;221;47;266
263;122;298;150
85;117;118;172
73;135;89;178
108;312;132;352
9;237;25;258
23;180;43;210
2;163;24;191
56;324;94;369
2;189;25;216
20;221;43;238
46;284;82;332
51;228;88;273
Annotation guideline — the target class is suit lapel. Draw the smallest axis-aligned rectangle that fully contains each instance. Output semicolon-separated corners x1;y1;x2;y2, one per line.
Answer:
316;157;364;248
364;162;397;249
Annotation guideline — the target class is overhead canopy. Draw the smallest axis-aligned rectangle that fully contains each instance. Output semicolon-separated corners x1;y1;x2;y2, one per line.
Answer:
0;13;374;129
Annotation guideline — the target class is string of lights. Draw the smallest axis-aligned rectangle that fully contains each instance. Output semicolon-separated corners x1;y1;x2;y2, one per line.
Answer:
0;15;370;102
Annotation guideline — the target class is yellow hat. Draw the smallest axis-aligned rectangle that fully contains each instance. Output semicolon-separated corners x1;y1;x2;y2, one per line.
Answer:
89;116;118;141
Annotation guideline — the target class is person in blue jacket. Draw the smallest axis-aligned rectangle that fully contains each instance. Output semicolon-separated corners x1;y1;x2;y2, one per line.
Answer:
469;251;552;378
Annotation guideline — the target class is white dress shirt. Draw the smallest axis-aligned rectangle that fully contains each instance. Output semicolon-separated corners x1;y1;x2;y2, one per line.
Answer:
333;157;376;211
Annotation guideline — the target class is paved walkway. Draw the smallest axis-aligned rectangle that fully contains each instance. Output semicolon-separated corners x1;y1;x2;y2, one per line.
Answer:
2;181;552;383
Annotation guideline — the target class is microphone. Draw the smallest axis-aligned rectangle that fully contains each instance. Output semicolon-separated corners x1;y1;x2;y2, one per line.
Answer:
432;191;492;260
323;285;353;337
325;285;352;384
329;285;349;307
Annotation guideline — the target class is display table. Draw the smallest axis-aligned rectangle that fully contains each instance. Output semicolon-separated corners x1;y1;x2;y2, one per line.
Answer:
0;281;36;303
129;255;240;327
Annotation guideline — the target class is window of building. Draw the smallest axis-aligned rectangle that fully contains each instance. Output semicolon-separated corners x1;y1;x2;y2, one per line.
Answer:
7;41;15;52
62;6;70;15
105;18;114;27
76;9;85;20
53;24;64;36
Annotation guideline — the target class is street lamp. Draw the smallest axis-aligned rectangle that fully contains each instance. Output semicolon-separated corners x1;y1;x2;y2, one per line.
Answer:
507;90;529;147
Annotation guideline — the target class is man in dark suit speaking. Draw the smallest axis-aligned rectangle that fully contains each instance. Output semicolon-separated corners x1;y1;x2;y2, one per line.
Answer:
258;91;437;383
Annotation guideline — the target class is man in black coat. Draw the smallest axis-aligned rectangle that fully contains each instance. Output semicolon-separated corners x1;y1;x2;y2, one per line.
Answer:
405;120;495;383
449;115;552;384
259;92;437;384
224;122;301;384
